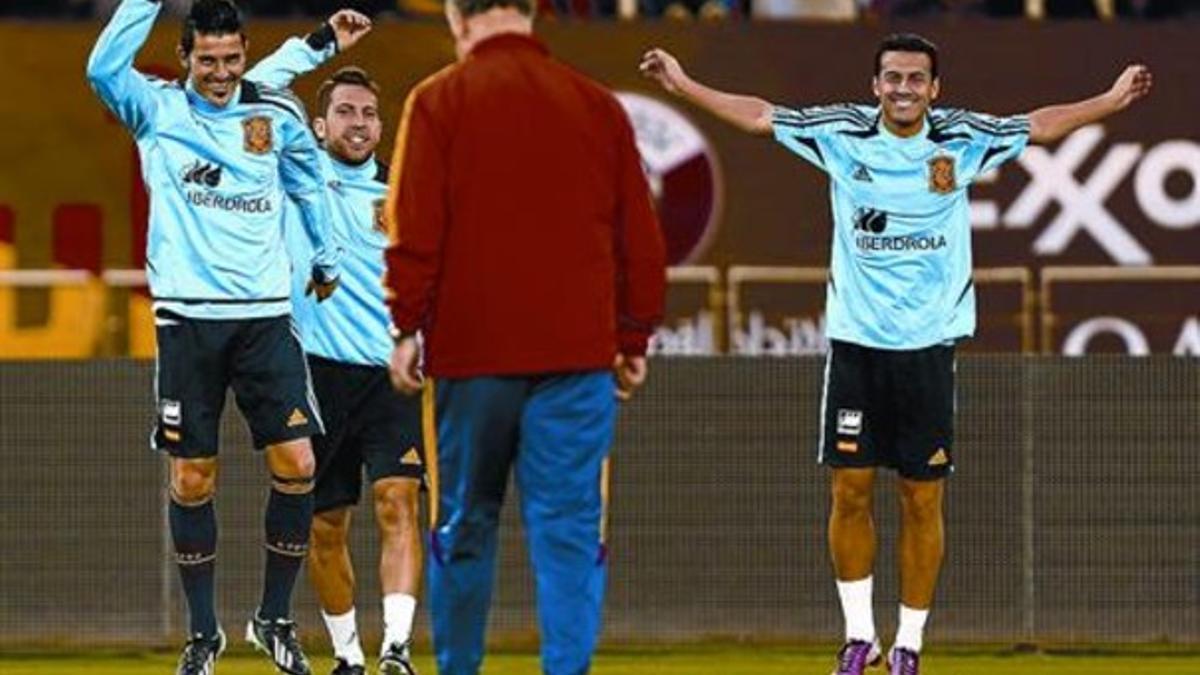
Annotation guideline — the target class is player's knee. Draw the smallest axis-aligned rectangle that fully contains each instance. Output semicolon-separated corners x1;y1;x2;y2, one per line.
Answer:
310;510;350;553
831;475;873;514
279;452;317;481
373;479;419;533
899;481;943;521
267;440;317;483
171;460;217;504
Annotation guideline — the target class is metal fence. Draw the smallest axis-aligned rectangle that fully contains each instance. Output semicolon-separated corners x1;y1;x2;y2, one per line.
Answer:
0;358;1197;647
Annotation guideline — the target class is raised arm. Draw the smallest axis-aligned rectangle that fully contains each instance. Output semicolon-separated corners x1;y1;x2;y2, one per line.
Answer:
1027;65;1152;144
246;9;372;90
639;48;774;136
85;0;164;136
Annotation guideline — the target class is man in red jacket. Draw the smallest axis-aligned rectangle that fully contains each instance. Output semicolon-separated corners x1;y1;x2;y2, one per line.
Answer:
382;0;666;671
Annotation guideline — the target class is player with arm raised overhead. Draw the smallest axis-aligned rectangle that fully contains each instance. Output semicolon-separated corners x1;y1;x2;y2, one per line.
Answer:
247;11;424;675
642;34;1150;675
86;1;344;673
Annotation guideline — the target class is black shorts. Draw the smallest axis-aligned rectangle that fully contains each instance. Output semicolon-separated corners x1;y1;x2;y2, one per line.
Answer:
308;355;426;514
819;339;955;480
152;310;323;457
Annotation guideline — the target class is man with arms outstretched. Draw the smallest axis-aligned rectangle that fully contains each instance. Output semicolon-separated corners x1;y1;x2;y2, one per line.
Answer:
641;33;1151;675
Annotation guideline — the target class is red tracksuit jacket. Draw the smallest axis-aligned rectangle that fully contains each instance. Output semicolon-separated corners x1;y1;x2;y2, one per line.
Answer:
384;32;666;378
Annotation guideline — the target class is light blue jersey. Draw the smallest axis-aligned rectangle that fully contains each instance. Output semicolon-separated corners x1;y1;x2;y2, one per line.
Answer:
248;36;394;367
86;0;340;320
773;104;1028;350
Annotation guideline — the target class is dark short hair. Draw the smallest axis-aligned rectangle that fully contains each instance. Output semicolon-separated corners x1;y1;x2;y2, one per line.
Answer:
452;0;534;18
180;0;244;56
875;33;939;79
316;67;381;117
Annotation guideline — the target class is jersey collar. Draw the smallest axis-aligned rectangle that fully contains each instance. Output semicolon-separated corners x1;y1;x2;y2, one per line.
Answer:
185;79;243;114
877;109;930;143
329;153;380;182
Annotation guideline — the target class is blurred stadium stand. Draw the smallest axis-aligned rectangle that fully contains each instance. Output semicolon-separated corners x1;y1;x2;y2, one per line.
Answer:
3;0;1197;19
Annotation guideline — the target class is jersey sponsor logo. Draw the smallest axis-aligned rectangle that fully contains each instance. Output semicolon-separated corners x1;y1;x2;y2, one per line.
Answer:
185;191;274;214
837;408;863;436
182;161;223;188
616;92;723;265
243;116;274;155
373;198;387;234
856;233;948;252
928;155;957;194
853;207;888;234
286;407;309;428
179;157;274;214
852;207;948;253
928;447;950;466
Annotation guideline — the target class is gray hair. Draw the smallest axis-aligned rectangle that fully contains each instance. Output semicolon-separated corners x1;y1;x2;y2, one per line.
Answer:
450;0;534;18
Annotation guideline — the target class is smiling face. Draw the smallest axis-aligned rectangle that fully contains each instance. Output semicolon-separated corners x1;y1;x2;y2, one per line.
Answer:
315;83;382;165
179;32;247;107
873;50;940;137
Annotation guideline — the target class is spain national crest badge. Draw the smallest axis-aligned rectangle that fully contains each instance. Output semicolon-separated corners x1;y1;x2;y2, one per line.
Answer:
243;116;273;155
928;154;957;194
372;198;387;234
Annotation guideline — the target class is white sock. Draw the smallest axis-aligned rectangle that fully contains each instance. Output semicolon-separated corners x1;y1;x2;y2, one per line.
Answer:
323;608;365;666
382;593;418;648
836;576;876;643
894;604;929;653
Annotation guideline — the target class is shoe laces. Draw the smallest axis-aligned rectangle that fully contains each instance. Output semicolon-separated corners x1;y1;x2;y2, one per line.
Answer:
269;618;302;649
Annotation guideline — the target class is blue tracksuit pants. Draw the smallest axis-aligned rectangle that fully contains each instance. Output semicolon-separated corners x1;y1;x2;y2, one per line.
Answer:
426;371;616;675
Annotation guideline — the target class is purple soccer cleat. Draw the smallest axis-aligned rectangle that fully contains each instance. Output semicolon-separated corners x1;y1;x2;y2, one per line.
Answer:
888;647;920;675
831;639;883;675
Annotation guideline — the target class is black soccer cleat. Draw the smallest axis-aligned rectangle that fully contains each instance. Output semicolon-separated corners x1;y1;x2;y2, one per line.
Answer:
329;658;365;675
379;639;419;675
176;627;226;675
245;613;312;675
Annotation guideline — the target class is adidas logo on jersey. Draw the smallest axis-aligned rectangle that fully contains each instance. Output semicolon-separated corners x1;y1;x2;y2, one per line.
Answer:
286;408;309;428
852;163;873;182
928;448;950;466
401;447;422;466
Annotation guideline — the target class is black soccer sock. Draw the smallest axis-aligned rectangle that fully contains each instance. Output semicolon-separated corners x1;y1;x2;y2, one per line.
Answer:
169;494;219;638
259;482;314;620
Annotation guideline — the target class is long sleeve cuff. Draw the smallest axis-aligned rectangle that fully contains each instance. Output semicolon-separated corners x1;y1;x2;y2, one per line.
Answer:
305;22;337;52
618;331;651;357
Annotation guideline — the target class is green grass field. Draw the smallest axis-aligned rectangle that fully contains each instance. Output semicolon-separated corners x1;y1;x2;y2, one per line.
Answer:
3;647;1200;674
